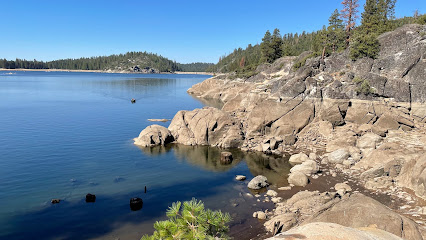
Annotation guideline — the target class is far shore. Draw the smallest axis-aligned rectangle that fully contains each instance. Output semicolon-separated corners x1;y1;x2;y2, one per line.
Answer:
0;68;213;75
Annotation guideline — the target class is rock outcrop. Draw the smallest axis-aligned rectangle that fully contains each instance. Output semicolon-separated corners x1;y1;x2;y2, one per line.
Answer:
133;125;174;147
133;24;426;238
168;107;244;148
264;191;423;240
266;222;403;240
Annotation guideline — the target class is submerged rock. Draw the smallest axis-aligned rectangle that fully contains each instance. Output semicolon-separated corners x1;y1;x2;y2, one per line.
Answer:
130;197;143;211
86;193;96;203
220;151;233;164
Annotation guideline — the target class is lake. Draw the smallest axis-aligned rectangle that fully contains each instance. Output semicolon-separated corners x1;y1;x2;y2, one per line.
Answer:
0;71;292;240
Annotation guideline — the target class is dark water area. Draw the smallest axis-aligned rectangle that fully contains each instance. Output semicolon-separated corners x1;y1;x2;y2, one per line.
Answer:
0;71;292;240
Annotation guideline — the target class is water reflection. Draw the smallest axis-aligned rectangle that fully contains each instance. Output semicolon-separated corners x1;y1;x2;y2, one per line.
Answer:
84;78;177;101
172;145;243;172
138;144;292;186
189;95;224;109
137;145;173;156
245;153;292;186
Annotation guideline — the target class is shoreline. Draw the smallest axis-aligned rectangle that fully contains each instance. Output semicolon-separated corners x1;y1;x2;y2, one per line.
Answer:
135;57;426;238
0;68;213;75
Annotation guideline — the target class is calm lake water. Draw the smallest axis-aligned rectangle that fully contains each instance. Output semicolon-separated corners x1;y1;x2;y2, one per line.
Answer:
0;71;291;240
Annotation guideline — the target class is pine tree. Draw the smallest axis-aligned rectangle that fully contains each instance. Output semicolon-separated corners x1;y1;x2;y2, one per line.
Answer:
260;30;274;63
271;28;283;61
141;198;232;240
341;0;360;45
327;9;346;53
350;0;388;60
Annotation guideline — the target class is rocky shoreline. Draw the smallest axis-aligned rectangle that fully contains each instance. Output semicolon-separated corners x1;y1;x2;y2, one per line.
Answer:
134;24;426;239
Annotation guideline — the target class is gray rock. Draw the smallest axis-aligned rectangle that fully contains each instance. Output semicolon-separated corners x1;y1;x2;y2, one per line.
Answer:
290;160;319;176
134;125;174;147
328;149;350;164
289;153;309;164
257;211;267;220
248;175;269;189
266;190;278;197
235;175;246;181
357;133;382;149
288;171;309;187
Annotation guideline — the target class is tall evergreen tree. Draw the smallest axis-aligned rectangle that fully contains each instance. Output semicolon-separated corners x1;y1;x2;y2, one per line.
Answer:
341;0;360;45
260;30;274;63
327;9;346;52
271;28;283;61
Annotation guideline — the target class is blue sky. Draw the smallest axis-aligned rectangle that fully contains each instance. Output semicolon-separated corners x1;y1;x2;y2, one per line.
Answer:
1;0;424;63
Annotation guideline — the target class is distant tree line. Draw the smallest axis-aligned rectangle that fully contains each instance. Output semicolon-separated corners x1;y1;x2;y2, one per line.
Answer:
0;52;213;73
177;62;215;72
209;0;425;75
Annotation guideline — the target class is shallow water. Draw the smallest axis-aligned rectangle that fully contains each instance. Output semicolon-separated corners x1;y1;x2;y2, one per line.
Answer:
0;71;292;239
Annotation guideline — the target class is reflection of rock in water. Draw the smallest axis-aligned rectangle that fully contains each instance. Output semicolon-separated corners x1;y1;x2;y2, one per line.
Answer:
190;95;224;109
245;153;292;186
137;145;173;156
172;145;243;172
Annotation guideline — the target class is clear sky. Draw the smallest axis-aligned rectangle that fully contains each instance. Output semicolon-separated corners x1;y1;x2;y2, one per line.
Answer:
1;0;424;63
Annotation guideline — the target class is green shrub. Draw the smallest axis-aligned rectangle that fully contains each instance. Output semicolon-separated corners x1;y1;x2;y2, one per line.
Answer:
292;52;318;70
356;79;375;95
141;198;232;240
353;76;363;84
339;71;346;76
417;15;426;25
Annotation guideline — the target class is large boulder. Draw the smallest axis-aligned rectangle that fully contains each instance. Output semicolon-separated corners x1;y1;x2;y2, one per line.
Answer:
288;171;309;187
374;113;400;131
168;107;244;148
134;125;174;147
290;160;319;177
266;222;403;240
357;132;382;149
397;155;426;200
270;100;315;137
304;193;423;240
288;153;309;164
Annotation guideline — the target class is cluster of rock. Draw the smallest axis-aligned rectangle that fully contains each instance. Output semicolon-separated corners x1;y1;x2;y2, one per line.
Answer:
134;24;426;238
264;190;423;240
287;153;319;187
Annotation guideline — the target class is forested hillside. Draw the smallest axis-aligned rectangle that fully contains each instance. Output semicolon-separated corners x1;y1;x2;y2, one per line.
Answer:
177;62;215;72
208;0;426;77
0;52;213;73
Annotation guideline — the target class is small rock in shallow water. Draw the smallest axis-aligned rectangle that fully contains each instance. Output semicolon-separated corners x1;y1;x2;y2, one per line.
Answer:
51;199;60;204
278;186;291;191
266;190;278;197
130;197;143;211
235;175;246;181
86;193;96;203
257;211;267;220
220;152;233;165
